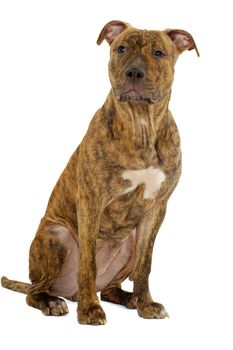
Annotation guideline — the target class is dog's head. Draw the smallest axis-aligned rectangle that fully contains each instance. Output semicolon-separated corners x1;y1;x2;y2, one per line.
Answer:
97;20;199;105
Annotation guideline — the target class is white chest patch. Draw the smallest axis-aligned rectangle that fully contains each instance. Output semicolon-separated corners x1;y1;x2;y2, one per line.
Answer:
122;167;166;199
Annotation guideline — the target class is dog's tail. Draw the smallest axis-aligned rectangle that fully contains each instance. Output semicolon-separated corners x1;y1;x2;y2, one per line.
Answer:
1;276;31;294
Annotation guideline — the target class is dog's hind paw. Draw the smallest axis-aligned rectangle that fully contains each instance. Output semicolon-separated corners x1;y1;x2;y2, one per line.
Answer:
42;297;69;316
26;294;69;316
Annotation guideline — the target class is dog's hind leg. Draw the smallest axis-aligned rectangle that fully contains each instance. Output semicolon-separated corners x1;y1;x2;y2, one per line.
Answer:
26;224;78;316
101;286;137;309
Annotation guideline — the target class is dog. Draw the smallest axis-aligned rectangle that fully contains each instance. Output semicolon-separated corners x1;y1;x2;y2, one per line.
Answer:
1;20;199;325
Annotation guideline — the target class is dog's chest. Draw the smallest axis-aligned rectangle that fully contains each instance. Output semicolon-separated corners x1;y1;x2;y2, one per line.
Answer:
122;166;166;199
99;166;166;238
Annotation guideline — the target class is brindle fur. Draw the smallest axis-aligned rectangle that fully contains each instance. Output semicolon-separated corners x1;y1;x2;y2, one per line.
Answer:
1;21;198;325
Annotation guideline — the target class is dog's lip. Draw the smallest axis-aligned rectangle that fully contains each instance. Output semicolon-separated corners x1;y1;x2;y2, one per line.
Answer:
121;88;141;97
117;89;160;104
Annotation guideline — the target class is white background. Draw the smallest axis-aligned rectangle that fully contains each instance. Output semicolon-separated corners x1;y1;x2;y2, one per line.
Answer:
0;0;233;349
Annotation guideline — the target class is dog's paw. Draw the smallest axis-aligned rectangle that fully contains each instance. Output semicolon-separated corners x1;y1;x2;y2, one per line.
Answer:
41;297;69;316
137;302;169;319
78;304;106;325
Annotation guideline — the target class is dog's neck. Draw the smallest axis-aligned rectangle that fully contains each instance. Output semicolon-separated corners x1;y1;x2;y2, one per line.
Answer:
104;90;170;147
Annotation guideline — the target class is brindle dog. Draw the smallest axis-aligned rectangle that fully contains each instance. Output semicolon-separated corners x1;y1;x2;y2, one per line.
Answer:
1;20;199;325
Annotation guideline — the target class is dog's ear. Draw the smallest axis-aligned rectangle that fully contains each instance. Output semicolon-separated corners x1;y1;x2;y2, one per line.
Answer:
166;29;200;57
97;20;131;45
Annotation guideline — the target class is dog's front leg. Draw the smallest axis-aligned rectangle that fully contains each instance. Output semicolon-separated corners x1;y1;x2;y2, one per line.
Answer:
131;200;169;319
76;193;106;325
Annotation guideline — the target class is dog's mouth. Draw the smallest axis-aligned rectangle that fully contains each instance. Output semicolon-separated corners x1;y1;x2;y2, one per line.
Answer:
116;89;160;105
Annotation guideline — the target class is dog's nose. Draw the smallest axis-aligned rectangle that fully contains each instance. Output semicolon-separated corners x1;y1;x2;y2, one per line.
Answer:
125;67;145;80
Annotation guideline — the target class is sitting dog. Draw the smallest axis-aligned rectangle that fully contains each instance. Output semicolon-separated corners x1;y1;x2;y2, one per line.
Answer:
1;20;199;325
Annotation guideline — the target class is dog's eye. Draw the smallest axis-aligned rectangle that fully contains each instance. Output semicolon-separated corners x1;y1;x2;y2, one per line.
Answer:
153;50;165;57
117;46;126;54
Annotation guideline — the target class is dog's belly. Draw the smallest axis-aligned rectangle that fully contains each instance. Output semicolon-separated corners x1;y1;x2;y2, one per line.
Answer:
50;228;135;299
49;182;159;299
96;229;135;289
50;187;156;299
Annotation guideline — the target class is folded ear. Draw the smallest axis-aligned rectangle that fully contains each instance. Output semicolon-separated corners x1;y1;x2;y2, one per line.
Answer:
166;29;200;57
97;20;131;45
